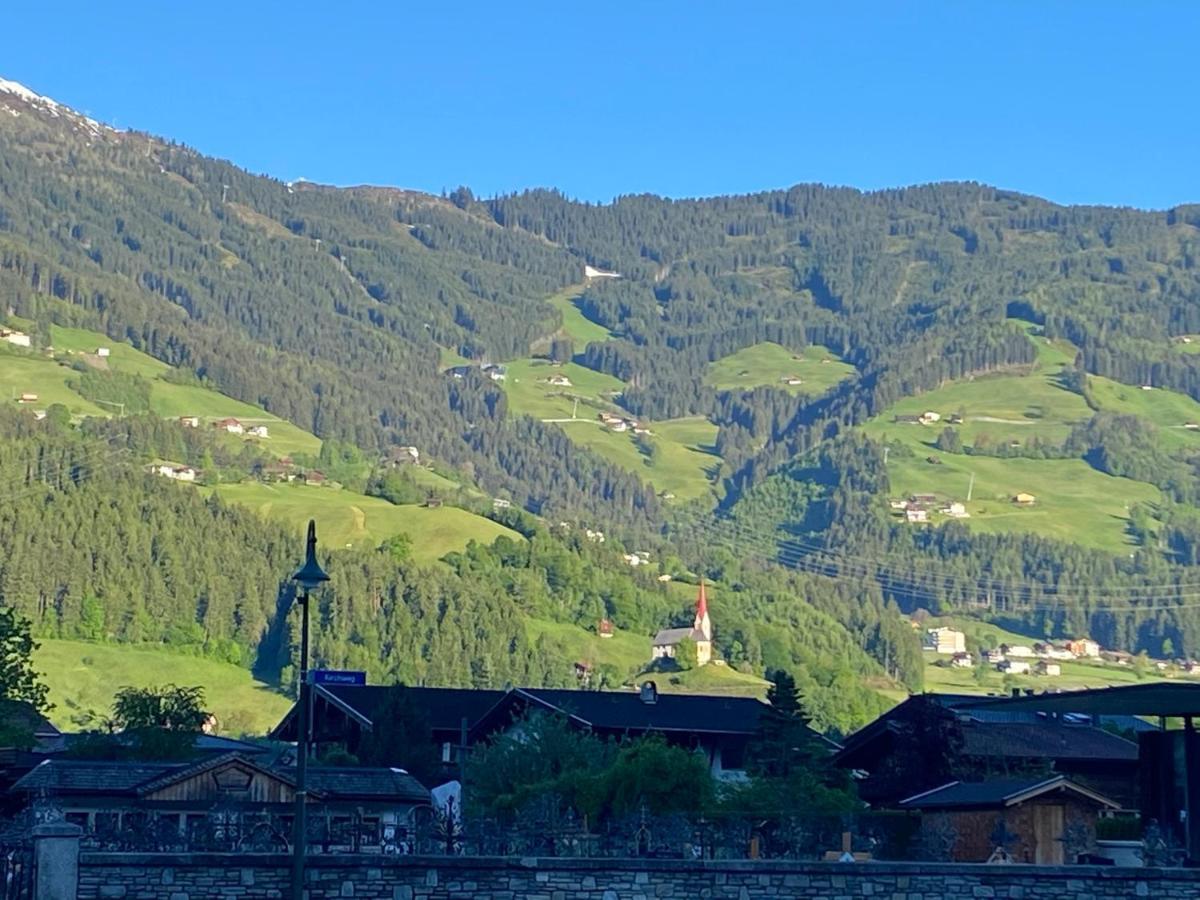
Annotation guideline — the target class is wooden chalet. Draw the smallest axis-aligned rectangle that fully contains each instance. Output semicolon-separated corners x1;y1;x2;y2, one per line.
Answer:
898;775;1120;864
10;751;429;844
834;693;1148;809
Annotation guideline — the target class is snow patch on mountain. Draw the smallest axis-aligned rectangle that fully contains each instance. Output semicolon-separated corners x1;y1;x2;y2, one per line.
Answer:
0;77;109;136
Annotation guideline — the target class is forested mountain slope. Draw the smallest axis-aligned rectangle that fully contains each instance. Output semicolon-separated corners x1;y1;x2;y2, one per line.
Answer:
6;75;1200;679
0;83;660;529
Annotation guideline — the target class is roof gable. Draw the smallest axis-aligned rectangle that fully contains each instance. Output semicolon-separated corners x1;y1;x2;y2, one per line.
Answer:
899;776;1121;810
138;752;301;800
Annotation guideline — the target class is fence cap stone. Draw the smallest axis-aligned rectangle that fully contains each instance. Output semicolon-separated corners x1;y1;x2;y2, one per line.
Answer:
33;822;83;839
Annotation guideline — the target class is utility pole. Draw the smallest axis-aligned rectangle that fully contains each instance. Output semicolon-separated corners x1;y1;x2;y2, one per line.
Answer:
290;521;329;900
221;184;230;204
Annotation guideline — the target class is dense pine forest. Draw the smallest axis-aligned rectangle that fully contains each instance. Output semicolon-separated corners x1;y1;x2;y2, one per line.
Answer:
4;77;1200;725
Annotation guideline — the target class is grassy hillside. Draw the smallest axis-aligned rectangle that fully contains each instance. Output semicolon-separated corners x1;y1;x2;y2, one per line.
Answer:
568;416;720;501
502;358;625;421
35;639;291;737
501;353;720;502
526;618;650;677
0;352;110;415
924;656;1187;695
707;342;856;396
652;662;770;697
1088;375;1200;450
859;324;1175;553
0;322;321;458
545;286;615;345
204;481;521;561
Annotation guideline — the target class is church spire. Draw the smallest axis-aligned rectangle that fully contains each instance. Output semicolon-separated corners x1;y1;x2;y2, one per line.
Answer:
693;579;712;640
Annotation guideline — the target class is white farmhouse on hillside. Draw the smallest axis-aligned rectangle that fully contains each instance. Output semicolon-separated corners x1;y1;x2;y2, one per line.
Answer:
997;659;1031;675
925;627;966;655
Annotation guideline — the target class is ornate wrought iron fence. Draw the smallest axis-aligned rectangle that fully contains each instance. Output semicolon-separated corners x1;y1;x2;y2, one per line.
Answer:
0;820;34;900
412;803;923;861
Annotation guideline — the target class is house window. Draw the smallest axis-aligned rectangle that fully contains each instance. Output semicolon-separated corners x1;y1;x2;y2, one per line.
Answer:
65;812;88;830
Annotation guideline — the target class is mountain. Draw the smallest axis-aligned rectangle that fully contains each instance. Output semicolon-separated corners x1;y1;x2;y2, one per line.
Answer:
2;76;1200;727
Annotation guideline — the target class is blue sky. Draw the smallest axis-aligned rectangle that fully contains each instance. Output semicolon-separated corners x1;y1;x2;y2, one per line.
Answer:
4;2;1197;208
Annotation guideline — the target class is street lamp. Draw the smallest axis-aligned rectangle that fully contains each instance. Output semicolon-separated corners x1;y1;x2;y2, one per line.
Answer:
290;520;328;900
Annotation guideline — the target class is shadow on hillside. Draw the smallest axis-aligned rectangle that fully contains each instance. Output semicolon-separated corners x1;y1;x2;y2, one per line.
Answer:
252;583;296;686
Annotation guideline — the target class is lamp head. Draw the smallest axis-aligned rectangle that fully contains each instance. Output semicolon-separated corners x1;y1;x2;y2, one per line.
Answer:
292;520;329;592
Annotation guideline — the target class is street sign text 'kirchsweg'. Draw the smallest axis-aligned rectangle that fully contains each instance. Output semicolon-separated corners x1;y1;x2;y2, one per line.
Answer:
310;670;367;686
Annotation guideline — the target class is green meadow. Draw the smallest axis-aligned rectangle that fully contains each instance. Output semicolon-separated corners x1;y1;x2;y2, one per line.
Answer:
567;416;720;502
34;639;291;737
651;662;770;697
501;358;625;421
525;618;651;678
544;285;616;346
859;324;1177;553
501;356;720;502
204;481;521;562
0;351;110;415
1088;375;1200;450
924;655;1185;695
49;325;171;378
0;323;321;457
706;342;855;395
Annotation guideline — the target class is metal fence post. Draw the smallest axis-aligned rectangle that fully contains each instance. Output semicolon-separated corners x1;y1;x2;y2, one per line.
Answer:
33;822;81;900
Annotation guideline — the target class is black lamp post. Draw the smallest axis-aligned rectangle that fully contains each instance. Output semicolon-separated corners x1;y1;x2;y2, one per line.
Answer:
290;520;328;900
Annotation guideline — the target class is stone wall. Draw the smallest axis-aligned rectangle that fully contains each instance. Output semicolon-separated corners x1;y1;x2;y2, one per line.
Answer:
74;853;1200;900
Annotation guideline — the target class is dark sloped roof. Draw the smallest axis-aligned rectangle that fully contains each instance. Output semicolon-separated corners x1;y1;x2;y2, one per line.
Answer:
961;720;1138;762
477;688;768;737
11;754;429;803
193;735;273;754
968;682;1200;718
932;692;1155;732
652;627;707;646
299;766;428;803
835;694;1141;769
11;759;177;795
283;685;506;736
899;776;1120;810
60;733;273;756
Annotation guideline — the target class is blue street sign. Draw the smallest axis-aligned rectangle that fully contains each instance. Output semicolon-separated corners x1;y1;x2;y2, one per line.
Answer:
310;669;366;686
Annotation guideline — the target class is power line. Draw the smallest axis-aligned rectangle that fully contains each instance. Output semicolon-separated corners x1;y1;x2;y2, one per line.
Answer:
673;512;1200;613
681;508;1200;598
